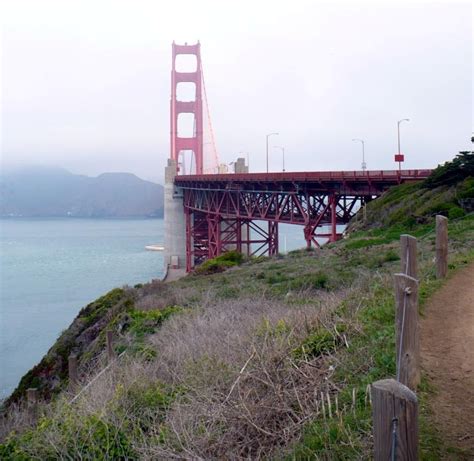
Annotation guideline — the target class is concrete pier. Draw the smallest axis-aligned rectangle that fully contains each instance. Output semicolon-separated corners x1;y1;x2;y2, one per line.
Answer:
164;159;187;273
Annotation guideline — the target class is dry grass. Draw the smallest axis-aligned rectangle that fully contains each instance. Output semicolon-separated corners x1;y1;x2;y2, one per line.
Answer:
139;295;344;459
1;292;349;460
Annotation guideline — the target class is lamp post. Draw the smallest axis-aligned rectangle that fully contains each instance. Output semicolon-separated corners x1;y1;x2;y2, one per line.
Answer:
266;132;279;173
352;138;366;171
274;146;285;172
397;118;410;171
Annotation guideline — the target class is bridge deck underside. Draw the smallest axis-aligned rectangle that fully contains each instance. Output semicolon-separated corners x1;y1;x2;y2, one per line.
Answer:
174;170;432;271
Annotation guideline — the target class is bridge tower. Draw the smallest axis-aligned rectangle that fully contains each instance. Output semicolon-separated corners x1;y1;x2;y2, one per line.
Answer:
164;42;203;275
170;42;203;174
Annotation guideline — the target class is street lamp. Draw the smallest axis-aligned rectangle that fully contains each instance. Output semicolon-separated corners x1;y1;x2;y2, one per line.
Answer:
396;118;410;171
274;146;286;172
266;132;279;173
352;138;366;171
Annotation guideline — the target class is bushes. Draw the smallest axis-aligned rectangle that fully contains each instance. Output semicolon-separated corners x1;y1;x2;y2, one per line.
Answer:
0;413;136;460
458;177;474;199
194;250;244;275
424;151;474;188
293;327;343;359
127;306;180;338
289;272;329;291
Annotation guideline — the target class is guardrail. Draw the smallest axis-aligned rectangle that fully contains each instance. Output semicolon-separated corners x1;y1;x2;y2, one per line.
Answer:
175;169;432;184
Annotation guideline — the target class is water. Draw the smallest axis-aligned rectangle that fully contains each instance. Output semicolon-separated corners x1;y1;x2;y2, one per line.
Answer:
0;218;165;399
0;218;338;400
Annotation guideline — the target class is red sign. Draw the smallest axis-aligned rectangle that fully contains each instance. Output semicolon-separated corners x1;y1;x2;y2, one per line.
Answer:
394;154;404;162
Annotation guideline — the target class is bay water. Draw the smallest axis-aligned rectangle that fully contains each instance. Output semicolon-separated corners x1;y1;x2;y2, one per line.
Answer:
0;218;326;400
0;218;165;399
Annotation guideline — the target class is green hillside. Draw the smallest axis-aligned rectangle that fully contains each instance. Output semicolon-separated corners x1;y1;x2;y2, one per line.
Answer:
1;153;473;460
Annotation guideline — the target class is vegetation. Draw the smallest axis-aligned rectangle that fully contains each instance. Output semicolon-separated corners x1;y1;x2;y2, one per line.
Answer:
1;153;473;459
193;249;244;274
424;151;474;189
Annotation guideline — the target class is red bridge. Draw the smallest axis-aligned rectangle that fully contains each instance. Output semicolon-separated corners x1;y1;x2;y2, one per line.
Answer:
164;42;432;273
174;170;431;271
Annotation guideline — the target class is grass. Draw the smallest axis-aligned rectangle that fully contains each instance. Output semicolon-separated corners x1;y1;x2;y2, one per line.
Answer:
1;166;473;459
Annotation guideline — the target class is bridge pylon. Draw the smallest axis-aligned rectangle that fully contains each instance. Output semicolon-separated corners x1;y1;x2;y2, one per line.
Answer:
170;41;203;175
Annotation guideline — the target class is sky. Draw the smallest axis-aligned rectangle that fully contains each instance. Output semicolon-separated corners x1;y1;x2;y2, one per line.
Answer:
1;0;472;183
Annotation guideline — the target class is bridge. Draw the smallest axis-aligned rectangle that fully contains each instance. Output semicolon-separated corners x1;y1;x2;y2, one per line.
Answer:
164;43;432;273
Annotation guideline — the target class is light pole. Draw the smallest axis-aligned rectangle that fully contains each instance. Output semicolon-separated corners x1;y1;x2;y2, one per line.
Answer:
397;118;410;171
266;132;279;173
352;138;366;171
274;146;285;172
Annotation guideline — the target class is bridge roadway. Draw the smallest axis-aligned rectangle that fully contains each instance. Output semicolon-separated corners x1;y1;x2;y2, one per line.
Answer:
173;169;432;271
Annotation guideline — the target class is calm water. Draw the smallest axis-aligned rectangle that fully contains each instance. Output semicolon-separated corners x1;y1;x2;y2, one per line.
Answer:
0;218;165;399
0;218;334;400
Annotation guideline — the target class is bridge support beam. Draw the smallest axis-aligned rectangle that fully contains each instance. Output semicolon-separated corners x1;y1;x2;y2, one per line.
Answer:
164;159;187;272
330;193;338;243
268;221;279;256
184;213;279;270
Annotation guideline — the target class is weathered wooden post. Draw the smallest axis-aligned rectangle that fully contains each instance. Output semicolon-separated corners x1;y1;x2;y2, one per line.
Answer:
435;215;448;279
106;330;116;363
372;379;418;460
394;273;420;390
68;354;78;392
26;388;38;418
26;388;37;404
400;234;417;278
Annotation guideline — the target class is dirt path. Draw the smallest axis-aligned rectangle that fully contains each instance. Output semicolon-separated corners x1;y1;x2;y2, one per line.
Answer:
421;263;474;457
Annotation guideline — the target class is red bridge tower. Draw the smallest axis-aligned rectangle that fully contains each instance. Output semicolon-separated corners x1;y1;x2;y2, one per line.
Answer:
170;42;203;175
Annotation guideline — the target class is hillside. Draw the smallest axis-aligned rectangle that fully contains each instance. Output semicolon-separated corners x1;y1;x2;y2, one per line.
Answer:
0;166;164;218
1;153;473;459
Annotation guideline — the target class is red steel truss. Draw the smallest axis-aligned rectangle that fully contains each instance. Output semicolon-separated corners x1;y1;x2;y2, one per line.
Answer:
176;169;432;271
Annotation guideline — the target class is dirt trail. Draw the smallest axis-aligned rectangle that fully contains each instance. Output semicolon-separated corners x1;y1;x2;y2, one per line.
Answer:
421;263;474;457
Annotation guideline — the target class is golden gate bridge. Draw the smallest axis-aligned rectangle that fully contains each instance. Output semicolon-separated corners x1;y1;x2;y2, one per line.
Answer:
165;42;432;273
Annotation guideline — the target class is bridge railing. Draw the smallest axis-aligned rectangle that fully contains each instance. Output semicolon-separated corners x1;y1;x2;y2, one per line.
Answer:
175;169;432;183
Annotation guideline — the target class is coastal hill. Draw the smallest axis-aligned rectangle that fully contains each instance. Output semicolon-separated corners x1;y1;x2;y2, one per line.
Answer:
0;166;164;218
0;153;473;459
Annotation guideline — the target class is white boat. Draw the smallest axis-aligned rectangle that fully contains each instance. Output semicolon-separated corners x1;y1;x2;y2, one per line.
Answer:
145;244;165;251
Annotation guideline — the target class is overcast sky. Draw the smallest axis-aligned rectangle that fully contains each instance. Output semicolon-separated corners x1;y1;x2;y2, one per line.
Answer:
1;0;472;183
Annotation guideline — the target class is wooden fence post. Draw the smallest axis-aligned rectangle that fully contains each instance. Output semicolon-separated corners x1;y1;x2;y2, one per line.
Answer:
400;234;417;278
68;354;78;392
372;379;418;460
106;330;116;363
27;388;37;405
26;388;38;418
436;215;448;279
394;273;420;390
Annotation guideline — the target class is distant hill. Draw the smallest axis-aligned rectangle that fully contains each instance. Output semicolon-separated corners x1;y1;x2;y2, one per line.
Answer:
0;166;164;217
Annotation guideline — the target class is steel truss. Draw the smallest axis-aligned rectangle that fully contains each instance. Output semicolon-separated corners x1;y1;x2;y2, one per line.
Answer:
177;169;432;271
183;188;371;270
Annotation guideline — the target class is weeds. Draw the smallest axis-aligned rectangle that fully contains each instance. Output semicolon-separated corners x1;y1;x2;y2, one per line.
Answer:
1;166;473;459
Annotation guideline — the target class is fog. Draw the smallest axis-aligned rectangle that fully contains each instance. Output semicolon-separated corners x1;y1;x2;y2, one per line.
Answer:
1;0;472;183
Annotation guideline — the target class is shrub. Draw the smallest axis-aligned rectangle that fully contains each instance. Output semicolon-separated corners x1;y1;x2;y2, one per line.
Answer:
194;251;244;275
293;325;345;360
289;272;329;291
0;414;136;460
448;206;466;220
127;307;179;338
424;151;474;188
458;177;474;199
